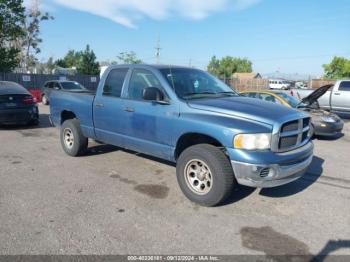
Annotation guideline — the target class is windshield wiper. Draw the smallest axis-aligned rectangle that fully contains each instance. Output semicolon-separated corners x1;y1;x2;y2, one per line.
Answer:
183;91;237;99
217;91;237;96
183;92;217;96
182;92;218;99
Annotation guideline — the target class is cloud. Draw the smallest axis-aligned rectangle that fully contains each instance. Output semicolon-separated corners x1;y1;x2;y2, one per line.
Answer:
52;0;261;28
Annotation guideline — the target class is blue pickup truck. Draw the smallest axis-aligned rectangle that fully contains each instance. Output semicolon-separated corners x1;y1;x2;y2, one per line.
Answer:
50;65;314;206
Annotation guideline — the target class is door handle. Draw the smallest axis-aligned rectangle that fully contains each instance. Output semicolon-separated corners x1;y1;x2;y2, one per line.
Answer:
334;92;341;95
123;107;135;113
95;103;104;108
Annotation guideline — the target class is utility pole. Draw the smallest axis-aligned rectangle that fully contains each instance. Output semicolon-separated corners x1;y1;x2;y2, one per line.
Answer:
155;36;161;64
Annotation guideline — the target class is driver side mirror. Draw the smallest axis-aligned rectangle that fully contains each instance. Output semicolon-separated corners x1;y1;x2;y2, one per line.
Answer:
142;87;166;103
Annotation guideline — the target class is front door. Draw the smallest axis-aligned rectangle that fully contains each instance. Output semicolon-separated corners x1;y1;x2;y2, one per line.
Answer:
122;68;178;160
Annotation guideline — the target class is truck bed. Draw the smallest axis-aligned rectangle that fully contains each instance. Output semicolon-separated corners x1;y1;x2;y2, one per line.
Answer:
50;90;96;138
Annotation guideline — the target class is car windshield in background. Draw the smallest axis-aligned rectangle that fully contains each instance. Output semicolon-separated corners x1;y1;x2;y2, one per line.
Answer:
160;68;237;99
61;82;85;90
275;92;304;108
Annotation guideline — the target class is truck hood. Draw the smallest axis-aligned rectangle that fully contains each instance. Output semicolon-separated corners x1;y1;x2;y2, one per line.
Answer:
187;96;303;126
300;84;333;106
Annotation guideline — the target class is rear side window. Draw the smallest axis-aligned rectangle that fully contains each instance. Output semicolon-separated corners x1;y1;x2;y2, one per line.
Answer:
339;81;350;91
103;68;129;97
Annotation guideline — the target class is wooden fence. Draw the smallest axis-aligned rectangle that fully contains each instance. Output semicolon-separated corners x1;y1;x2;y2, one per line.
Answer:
222;78;269;92
309;79;336;89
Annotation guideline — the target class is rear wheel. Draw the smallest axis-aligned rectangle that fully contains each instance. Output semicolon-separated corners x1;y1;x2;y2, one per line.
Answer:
60;119;88;156
176;144;235;207
42;94;49;105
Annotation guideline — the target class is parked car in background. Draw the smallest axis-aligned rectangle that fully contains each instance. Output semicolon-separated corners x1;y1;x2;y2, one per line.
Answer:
50;64;314;207
295;81;308;89
268;79;291;90
289;80;350;114
240;89;344;137
0;81;39;126
41;80;87;105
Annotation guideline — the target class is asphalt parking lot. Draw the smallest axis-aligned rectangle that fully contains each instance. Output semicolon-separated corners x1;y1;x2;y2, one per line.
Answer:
0;104;350;257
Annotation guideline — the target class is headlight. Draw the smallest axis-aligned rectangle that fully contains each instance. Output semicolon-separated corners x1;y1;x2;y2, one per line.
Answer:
234;133;272;150
321;116;336;123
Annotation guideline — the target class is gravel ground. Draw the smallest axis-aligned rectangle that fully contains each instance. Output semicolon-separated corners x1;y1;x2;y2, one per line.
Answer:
0;104;349;257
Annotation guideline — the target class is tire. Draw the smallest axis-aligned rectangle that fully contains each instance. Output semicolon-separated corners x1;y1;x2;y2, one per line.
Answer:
42;94;49;105
310;123;315;139
60;119;88;156
176;144;235;207
28;119;39;126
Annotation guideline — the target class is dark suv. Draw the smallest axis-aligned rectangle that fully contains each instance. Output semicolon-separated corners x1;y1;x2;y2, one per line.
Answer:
41;80;86;105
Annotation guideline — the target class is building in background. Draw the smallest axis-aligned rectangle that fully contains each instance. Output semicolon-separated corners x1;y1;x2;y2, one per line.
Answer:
232;72;262;80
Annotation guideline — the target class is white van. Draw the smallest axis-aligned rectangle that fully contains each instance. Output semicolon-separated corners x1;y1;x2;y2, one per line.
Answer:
269;79;291;90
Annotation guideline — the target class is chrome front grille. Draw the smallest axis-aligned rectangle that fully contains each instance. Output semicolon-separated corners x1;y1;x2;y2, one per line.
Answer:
275;117;311;152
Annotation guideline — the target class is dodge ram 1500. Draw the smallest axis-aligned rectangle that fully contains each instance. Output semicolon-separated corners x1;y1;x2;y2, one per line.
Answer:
50;65;314;206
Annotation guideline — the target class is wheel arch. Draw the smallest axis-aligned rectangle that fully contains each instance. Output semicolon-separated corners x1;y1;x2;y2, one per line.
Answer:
175;132;225;160
60;110;77;124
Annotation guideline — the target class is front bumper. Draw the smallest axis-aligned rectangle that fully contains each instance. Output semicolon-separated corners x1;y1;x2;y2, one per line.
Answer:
314;120;344;136
229;142;314;188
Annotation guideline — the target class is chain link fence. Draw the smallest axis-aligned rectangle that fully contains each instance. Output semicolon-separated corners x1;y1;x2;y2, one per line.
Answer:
0;72;100;91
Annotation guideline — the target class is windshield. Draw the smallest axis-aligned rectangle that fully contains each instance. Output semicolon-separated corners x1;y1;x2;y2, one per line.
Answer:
275;92;304;108
160;68;237;99
61;82;85;90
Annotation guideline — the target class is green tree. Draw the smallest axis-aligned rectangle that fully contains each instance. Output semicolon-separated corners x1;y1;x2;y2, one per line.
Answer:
0;0;25;72
36;56;56;74
323;56;350;79
117;51;142;64
21;0;53;71
207;56;253;78
207;56;220;76
56;49;82;68
77;45;100;75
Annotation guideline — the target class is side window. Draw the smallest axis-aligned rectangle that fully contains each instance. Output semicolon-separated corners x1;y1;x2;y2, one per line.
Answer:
260;93;276;103
128;69;163;100
53;82;61;89
339;81;350;91
46;82;53;89
249;92;257;98
103;68;129;97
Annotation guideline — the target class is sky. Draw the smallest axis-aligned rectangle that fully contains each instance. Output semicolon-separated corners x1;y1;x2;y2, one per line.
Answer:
33;0;350;76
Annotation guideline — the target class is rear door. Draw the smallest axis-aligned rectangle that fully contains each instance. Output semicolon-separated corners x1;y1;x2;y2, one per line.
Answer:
93;67;130;146
331;81;350;112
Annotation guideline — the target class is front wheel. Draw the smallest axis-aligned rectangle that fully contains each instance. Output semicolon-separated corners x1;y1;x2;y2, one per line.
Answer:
176;144;235;207
60;119;88;156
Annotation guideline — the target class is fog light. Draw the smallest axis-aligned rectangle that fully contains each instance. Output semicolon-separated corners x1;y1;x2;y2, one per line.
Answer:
260;168;270;178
